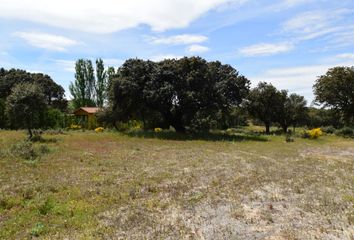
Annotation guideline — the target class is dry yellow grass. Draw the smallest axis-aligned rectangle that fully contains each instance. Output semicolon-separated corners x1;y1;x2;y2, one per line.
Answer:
0;130;353;239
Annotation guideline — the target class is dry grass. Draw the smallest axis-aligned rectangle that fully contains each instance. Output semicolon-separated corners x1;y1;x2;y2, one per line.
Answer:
0;129;353;239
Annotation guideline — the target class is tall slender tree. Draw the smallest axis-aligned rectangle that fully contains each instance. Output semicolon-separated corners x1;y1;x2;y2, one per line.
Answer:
95;59;107;107
69;59;96;108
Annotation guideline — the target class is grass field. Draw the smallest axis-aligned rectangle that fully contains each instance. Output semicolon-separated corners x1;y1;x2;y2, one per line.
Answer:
0;129;353;239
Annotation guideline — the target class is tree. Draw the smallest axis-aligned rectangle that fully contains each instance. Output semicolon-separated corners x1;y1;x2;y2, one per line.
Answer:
70;58;112;109
5;83;47;139
246;82;284;134
277;93;307;133
95;58;107;107
0;69;65;107
313;67;354;125
110;57;250;132
69;59;96;108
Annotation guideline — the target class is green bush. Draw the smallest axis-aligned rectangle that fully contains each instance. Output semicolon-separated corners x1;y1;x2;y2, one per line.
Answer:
322;126;336;134
335;127;354;137
10;141;38;160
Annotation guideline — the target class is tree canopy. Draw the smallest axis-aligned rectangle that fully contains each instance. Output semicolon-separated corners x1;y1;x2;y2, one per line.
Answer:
110;57;250;132
246;82;284;133
70;58;111;109
0;68;65;105
5;82;47;138
313;67;354;125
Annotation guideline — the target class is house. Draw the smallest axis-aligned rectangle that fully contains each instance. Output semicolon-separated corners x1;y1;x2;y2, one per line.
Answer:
73;107;101;129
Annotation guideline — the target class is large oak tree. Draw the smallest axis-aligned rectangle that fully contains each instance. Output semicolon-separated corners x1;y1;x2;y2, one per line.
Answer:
110;57;250;132
313;67;354;124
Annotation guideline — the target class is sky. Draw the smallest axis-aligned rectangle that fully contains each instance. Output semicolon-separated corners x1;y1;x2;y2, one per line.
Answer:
0;0;354;103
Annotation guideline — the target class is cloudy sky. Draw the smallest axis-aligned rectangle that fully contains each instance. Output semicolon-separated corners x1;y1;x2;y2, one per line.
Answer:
1;0;354;102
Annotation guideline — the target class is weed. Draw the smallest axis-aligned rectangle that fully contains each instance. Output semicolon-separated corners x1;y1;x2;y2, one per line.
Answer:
38;198;55;215
30;222;45;237
10;140;37;160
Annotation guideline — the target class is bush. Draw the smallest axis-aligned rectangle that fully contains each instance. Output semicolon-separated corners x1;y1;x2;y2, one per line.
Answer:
10;141;37;160
154;128;162;133
95;127;104;133
309;128;323;139
70;124;82;130
322;126;336;134
335;127;354;137
302;128;323;139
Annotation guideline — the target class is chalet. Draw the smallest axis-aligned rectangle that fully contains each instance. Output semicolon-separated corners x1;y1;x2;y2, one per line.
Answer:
73;107;101;129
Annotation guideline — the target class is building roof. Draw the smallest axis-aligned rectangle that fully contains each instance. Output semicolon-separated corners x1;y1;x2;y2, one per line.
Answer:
74;107;101;114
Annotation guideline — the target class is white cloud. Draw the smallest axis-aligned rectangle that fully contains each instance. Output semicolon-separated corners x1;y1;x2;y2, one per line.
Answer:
151;34;208;45
282;9;352;41
335;53;354;60
187;44;210;53
54;60;76;72
149;54;184;62
250;60;354;102
14;32;78;51
239;42;293;56
0;0;238;33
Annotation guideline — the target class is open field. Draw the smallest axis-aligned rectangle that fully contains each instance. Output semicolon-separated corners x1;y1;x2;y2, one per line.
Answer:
0;130;353;239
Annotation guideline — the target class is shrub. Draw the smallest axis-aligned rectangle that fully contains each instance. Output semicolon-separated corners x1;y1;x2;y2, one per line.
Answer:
309;128;323;139
154;128;162;133
335;127;354;137
70;124;82;130
95;127;104;133
38;198;55;215
30;130;44;142
38;145;51;155
322;126;336;134
10;141;37;160
302;128;323;139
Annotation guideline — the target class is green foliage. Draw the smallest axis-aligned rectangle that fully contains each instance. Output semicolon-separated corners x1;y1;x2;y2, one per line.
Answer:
0;68;65;109
30;222;45;237
5;83;47;137
246;82;285;133
321;126;336;134
43;108;65;129
69;59;96;109
95;58;107;107
10;140;38;160
335;127;354;137
247;83;307;133
38;198;55;215
282;93;308;131
314;67;354;124
70;58;112;109
110;57;250;132
307;107;342;128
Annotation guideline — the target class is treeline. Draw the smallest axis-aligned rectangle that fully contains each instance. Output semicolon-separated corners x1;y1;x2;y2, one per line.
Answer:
0;57;353;137
97;57;353;133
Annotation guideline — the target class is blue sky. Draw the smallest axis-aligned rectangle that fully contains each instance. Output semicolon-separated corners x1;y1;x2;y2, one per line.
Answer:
1;0;354;103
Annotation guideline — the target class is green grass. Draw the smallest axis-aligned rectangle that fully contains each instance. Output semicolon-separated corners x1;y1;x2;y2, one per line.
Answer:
0;129;353;239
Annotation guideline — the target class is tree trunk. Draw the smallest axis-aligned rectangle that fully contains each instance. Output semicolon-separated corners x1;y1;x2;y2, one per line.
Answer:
265;123;270;134
282;125;288;133
28;128;33;140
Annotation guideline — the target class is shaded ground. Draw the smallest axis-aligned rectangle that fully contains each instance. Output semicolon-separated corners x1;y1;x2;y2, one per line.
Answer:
0;130;353;239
